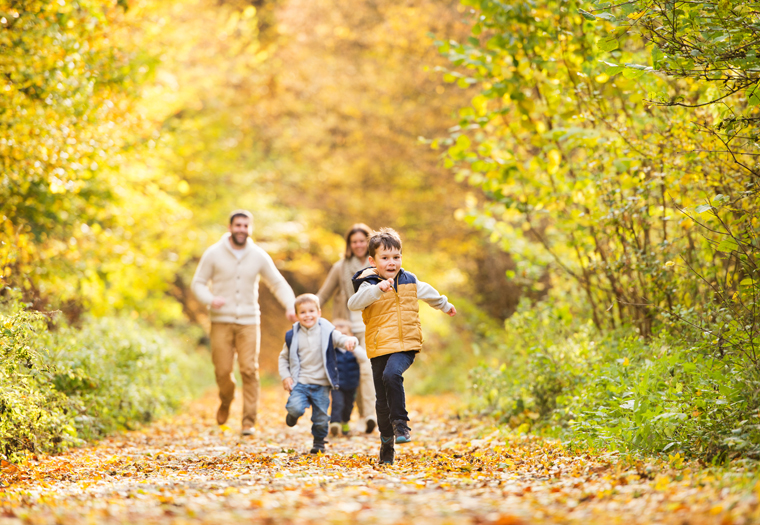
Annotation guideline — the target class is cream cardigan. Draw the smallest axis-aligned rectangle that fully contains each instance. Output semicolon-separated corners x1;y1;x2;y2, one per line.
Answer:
191;233;295;325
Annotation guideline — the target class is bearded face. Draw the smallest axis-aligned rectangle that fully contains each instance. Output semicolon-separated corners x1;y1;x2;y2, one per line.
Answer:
229;216;251;247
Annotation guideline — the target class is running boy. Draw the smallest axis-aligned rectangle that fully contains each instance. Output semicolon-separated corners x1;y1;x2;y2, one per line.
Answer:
347;228;456;464
279;294;359;454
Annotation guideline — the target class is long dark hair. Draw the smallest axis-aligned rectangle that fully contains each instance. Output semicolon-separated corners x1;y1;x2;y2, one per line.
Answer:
344;223;373;259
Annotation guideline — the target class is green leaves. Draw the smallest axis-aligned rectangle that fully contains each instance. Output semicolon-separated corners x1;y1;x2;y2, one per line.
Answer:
603;62;625;76
0;304;212;460
651;46;665;69
587;0;760;173
597;36;619;52
748;85;760;107
715;237;739;253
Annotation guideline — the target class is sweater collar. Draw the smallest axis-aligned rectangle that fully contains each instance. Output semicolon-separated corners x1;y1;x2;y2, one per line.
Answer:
221;232;253;257
300;322;320;335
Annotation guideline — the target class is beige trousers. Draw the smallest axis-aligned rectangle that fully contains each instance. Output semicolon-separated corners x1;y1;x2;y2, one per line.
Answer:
355;332;377;422
210;323;260;428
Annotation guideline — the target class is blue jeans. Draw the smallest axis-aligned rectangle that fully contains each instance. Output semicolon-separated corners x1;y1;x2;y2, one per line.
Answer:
285;383;331;444
371;351;416;437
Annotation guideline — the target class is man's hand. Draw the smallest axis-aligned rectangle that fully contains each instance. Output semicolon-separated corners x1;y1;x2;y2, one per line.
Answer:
211;296;226;309
282;377;294;392
345;338;356;352
285;308;297;322
377;278;394;293
447;305;457;317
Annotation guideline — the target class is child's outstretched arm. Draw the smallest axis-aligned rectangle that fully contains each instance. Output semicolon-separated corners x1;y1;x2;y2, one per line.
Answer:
347;281;386;311
332;331;360;353
417;281;457;316
332;331;369;363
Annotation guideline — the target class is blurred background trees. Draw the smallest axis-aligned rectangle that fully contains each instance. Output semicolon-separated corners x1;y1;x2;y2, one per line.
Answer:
1;0;519;383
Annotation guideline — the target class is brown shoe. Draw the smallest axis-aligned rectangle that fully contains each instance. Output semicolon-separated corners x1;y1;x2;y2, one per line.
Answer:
216;403;230;425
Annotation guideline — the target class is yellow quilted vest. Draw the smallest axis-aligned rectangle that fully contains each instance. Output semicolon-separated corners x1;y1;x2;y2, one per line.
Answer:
362;274;423;359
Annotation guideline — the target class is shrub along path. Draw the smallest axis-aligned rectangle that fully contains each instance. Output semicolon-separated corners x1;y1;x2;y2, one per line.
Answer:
1;387;758;524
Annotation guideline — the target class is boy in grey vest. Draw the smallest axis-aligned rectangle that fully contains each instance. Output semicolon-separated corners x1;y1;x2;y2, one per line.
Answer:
279;294;359;454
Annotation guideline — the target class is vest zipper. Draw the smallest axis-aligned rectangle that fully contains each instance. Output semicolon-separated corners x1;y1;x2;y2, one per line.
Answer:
394;275;403;350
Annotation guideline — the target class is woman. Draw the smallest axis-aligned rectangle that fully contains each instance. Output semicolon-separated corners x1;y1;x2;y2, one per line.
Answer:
317;223;377;433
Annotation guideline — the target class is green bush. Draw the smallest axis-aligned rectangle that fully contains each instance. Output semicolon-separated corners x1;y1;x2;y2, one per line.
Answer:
470;297;760;461
469;298;595;429
0;310;76;459
569;323;760;460
0;304;212;461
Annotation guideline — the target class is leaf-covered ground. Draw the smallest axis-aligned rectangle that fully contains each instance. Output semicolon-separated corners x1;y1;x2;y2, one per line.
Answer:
2;387;759;524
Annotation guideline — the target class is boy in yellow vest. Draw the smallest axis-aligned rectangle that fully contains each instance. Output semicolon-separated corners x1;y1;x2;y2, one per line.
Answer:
348;228;457;464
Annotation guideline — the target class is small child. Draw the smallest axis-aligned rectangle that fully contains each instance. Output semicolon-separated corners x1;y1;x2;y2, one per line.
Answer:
279;293;359;454
329;319;369;437
347;228;456;465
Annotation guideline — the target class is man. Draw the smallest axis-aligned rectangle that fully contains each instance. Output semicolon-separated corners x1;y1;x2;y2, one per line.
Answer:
192;210;297;435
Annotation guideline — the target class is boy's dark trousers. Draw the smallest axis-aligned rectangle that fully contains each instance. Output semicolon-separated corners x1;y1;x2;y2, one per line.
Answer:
370;351;416;436
330;388;357;423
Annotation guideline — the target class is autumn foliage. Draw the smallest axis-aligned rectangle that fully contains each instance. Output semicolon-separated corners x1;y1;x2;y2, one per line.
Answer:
2;0;760;471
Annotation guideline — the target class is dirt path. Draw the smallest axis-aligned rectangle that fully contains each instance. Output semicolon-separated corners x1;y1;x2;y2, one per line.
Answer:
1;387;757;524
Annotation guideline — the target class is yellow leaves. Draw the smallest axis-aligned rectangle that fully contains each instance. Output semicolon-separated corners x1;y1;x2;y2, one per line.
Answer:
49;177;69;194
595;73;610;83
654;475;671;491
667;453;684;470
547;149;561;174
0;460;20;475
471;94;489;116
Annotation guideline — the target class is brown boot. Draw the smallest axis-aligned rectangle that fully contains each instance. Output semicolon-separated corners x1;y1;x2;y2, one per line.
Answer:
216;403;230;425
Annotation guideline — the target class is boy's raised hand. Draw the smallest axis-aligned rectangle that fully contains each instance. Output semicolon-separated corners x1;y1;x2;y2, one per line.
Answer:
282;377;294;392
377;278;394;292
447;305;457;317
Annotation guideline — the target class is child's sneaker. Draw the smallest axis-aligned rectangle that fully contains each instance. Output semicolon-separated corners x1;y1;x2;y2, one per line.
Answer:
286;414;298;427
329;422;341;437
309;441;326;454
392;420;412;444
341;422;350;436
379;435;395;465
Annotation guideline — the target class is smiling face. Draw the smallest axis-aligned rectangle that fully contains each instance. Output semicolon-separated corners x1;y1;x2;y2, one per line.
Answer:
296;301;321;329
369;245;402;280
228;216;251;247
349;232;369;259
